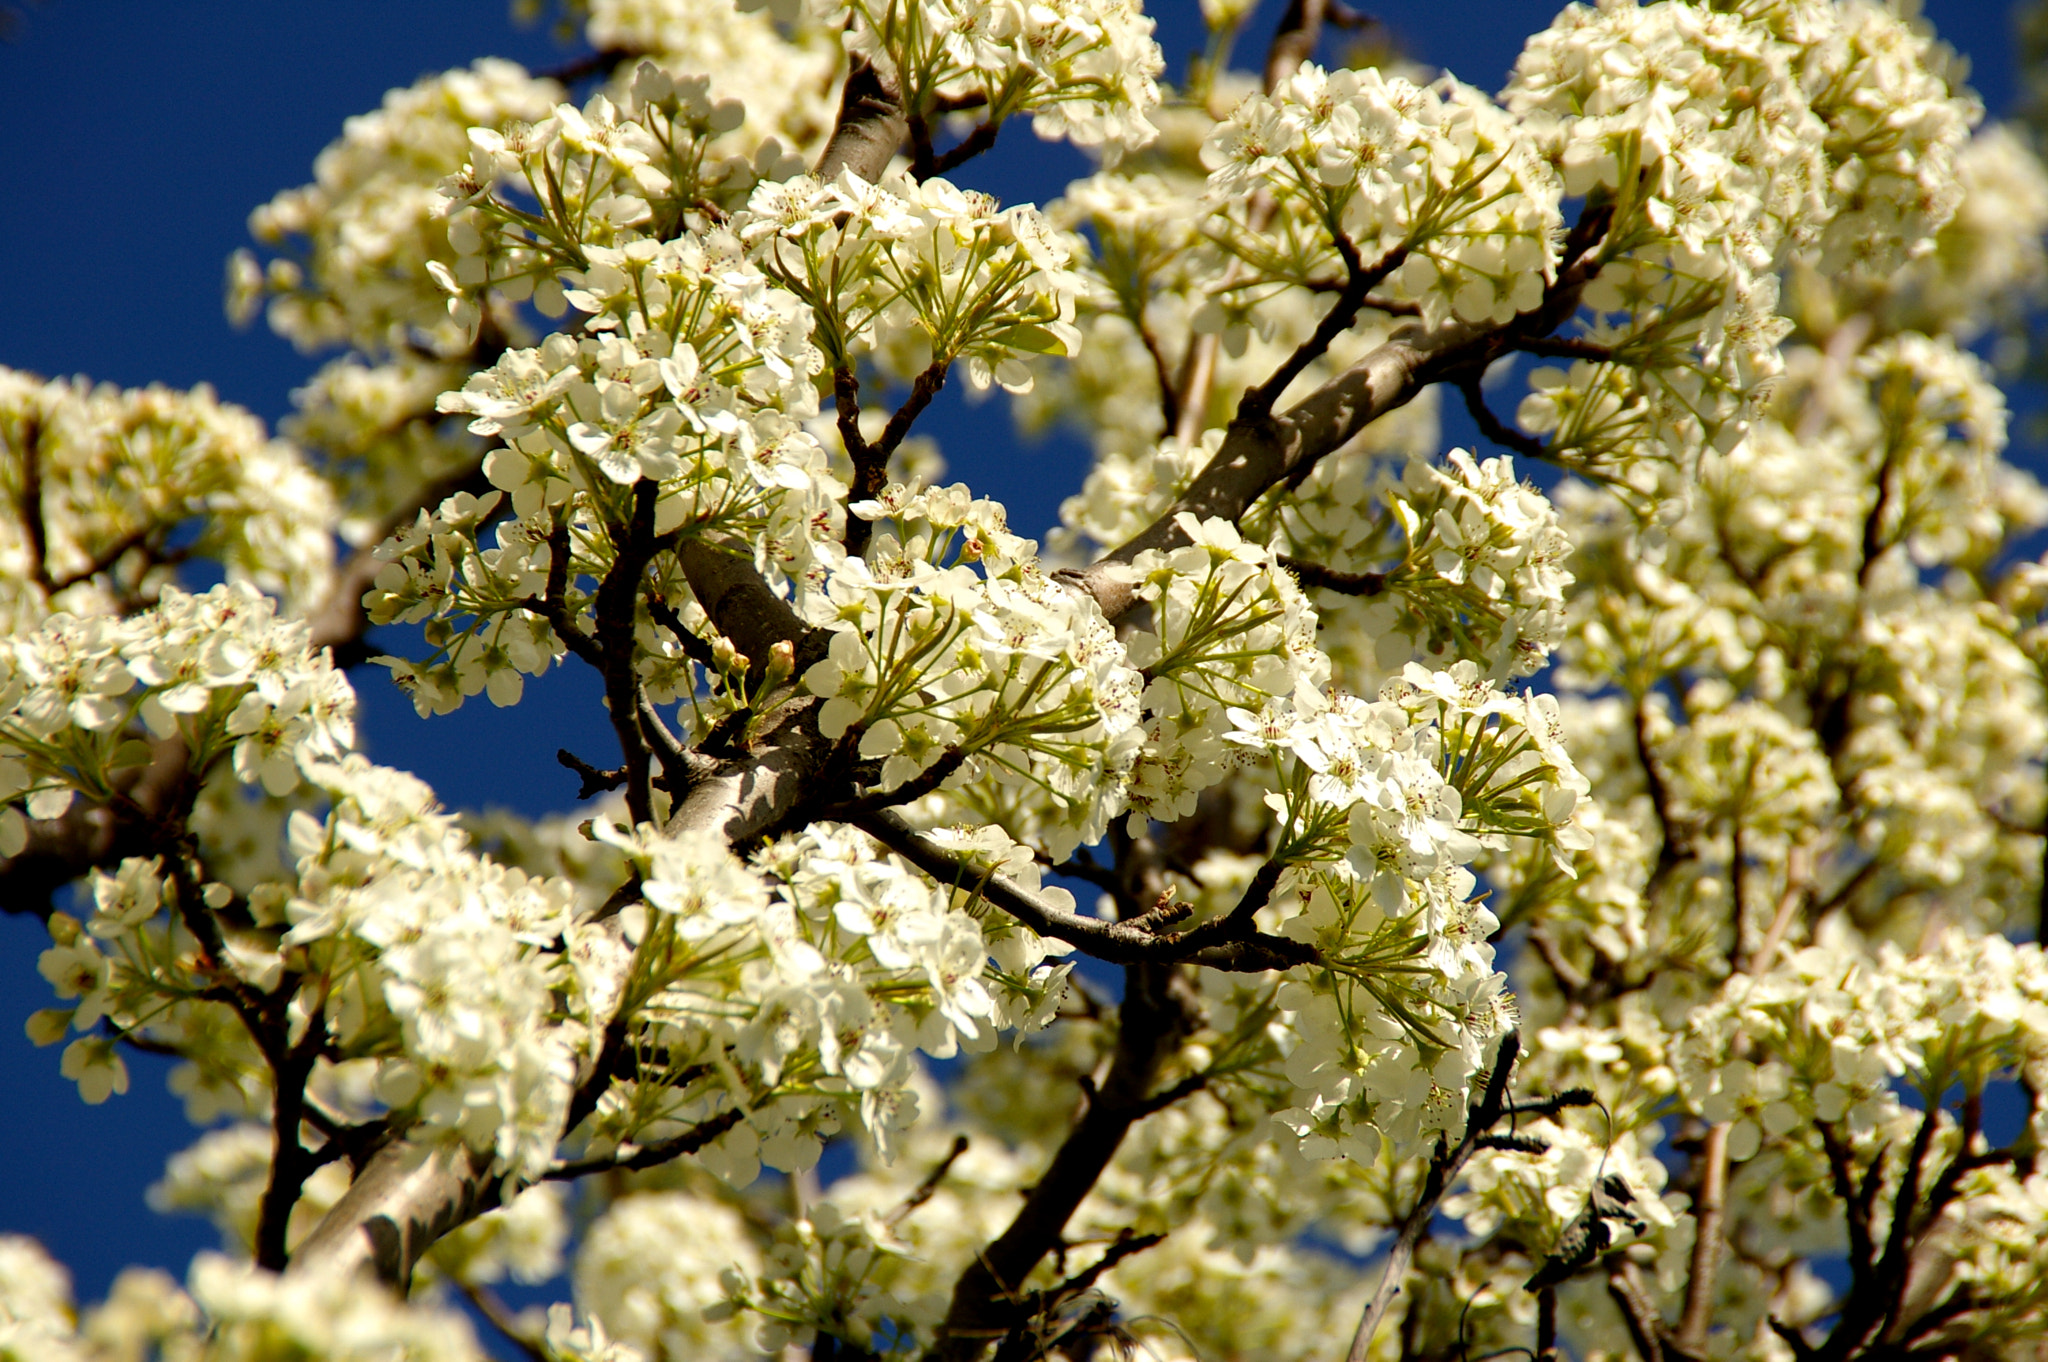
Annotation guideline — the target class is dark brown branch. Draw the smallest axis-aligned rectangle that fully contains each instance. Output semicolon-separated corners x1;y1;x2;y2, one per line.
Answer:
914;120;1001;181
1137;318;1183;436
1345;1033;1524;1362
893;1135;972;1224
594;482;662;824
307;459;497;668
544;1107;746;1181
1460;378;1552;464
932;963;1194;1359
1514;336;1615;363
537;47;635;88
1263;0;1333;92
255;1011;330;1270
854;811;1316;972
1634;695;1687;883
1238;236;1407;425
821;746;970;821
17;411;52;592
1607;1263;1667;1362
838;363;951;555
1276;553;1388;597
557;748;625;800
44;522;163;596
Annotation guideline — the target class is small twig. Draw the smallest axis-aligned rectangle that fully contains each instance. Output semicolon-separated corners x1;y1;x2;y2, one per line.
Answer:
1137;317;1183;436
1459;378;1552;464
557;748;625;800
18;413;52;592
1345;1033;1524;1362
539;518;604;669
1134;1072;1209;1118
820;746;971;821
1238;236;1407;425
1674;1122;1729;1353
855;811;1318;972
457;1280;548;1362
1276;553;1388;597
924;120;1000;179
1608;1263;1668;1362
1514;336;1615;363
544;1107;747;1181
892;1135;972;1225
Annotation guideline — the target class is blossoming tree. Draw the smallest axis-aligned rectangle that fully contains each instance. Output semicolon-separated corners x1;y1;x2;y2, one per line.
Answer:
7;0;2048;1358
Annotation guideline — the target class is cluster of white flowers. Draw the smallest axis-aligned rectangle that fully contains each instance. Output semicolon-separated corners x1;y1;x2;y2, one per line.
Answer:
771;0;1163;154
1205;64;1561;333
437;71;809;332
1120;515;1326;826
0;583;355;859
0;370;335;633
1676;929;2048;1165
743;167;1086;392
1279;449;1575;684
277;756;605;1183
801;483;1141;857
232;59;565;357
576;819;1072;1183
377;218;842;713
1501;1;1978;477
573;1191;763;1360
538;0;841;150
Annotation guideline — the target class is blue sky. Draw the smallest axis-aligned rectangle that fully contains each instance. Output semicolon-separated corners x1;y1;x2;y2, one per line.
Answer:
0;0;2026;1322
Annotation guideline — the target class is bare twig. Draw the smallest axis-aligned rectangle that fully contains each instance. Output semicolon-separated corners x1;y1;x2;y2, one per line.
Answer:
1345;1033;1525;1362
854;811;1316;972
1276;553;1389;597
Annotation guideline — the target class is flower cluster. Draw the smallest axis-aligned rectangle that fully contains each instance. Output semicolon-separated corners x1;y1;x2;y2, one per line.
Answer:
1121;514;1326;826
1277;449;1574;685
380;224;841;715
1675;930;2048;1165
0;583;355;862
1203;65;1562;331
801;483;1142;857
578;819;1073;1182
797;0;1164;154
436;71;811;333
743;168;1086;392
0;369;335;633
1501;1;1978;478
233;59;564;357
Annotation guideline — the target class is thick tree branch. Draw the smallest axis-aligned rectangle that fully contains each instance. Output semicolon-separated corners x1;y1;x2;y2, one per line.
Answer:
595;483;662;824
1065;203;1612;621
932;962;1195;1359
816;55;908;184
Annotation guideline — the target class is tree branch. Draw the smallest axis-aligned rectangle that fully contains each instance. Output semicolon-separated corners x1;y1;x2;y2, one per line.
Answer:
1062;202;1613;622
852;811;1316;972
816;55;908;184
932;962;1195;1359
1276;553;1388;597
1345;1033;1526;1362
